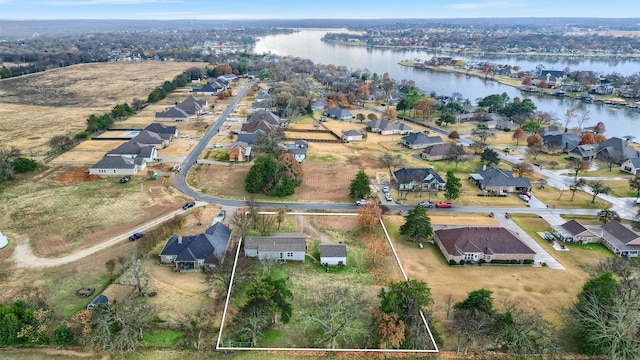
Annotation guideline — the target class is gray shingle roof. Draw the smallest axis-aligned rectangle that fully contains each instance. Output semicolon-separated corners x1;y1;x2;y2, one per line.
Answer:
155;107;189;118
91;155;137;170
471;166;531;188
422;142;454;157
401;132;442;146
393;167;445;185
244;233;306;252
144;123;177;136
319;244;347;258
161;222;231;262
601;221;640;245
560;220;589;236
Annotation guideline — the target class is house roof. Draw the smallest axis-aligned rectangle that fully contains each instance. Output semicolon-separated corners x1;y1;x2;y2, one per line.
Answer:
422;142;454;157
194;83;220;93
325;107;353;118
560;220;589;236
342;130;362;137
132;130;165;145
247;110;281;125
625;157;640;168
241;120;277;133
365;118;413;132
601;221;640;246
597;137;640;160
319;244;347;258
471;165;531;188
144;123;177;135
393;167;445;185
155;107;189;118
435;227;536;257
108;141;153;156
236;130;263;145
543;133;580;151
91;155;138;170
244;233;306;252
160;222;231;262
401;132;443;146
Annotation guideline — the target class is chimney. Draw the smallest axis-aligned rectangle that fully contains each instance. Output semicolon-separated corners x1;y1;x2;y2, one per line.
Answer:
178;235;182;245
483;164;486;171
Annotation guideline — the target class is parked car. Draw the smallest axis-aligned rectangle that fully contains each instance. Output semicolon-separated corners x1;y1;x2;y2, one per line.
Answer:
435;201;453;208
382;185;390;193
419;201;434;208
523;191;533;199
129;232;145;241
182;201;196;210
120;176;130;183
356;199;368;206
213;209;226;223
384;192;393;201
518;194;530;202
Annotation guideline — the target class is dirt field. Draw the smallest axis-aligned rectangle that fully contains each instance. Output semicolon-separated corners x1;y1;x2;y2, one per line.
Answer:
0;61;202;160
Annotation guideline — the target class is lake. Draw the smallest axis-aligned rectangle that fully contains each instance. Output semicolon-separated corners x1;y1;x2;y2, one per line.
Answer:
254;29;640;139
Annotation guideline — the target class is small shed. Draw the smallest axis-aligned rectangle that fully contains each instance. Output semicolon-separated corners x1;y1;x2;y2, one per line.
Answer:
319;244;347;266
87;294;109;309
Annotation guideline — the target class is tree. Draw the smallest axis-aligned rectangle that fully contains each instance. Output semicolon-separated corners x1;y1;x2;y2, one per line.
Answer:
49;135;75;153
86;298;154;352
444;170;462;201
588;181;611;203
453;288;495;355
367;113;378;121
11;158;37;173
594;121;606;134
526;134;546;160
570;178;587;201
448;130;460;140
472;129;496;145
355;113;365;122
377;311;405;349
512;162;533;177
381;107;397;121
126;253;148;296
437;111;456;126
275;207;288;230
564;106;578;129
378;152;405;177
357;201;382;232
255;214;276;236
246;276;293;324
630;174;640;199
399;205;433;242
230;209;252;239
576;109;591;134
447;144;467;170
571;158;591;182
520;121;541;134
580;133;596;145
105;259;116;280
378;280;435;349
303;287;367;349
53;324;75;346
480;147;500;166
598;209;621;224
492;302;556;356
512;128;527;145
278;152;303;186
253;128;284;154
601;153;625;171
349;169;371;200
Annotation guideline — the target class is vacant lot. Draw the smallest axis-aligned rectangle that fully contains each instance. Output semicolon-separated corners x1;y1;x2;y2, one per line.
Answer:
0;61;202;160
0;166;189;257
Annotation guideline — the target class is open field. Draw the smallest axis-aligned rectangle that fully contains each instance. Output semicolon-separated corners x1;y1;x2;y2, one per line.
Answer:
0;61;203;160
385;213;613;324
0;166;189;257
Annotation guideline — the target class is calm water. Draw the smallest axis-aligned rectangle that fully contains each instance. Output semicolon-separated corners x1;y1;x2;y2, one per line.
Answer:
254;29;640;139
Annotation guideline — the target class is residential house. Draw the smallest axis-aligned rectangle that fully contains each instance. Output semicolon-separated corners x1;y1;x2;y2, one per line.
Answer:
469;165;531;193
159;222;232;271
569;144;599;160
247;70;261;79
144;123;178;139
193;83;223;96
236;129;263;145
324;107;354;120
286;140;308;163
537;125;564;137
365;119;414;135
621;158;640;175
341;130;363;142
155;107;192;122
312;98;329;111
244;233;307;261
555;220;601;243
89;155;146;176
600;221;640;258
319;244;347;266
542;133;580;153
401;133;443;149
421;142;454;161
106;141;158;162
246;110;283;126
251;100;269;111
597;137;640;162
228;141;252;162
494;119;517;130
434;227;536;263
176;96;208;116
590;84;615;95
393;167;445;191
131;130;170;149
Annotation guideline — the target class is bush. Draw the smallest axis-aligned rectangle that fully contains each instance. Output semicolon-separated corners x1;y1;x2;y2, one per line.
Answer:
449;259;458;266
459;259;466;265
53;324;75;346
75;131;90;139
12;157;37;173
523;259;534;264
479;259;486;264
510;259;519;264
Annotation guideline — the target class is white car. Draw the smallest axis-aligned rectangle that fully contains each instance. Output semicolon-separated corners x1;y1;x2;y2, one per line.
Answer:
384;193;393;201
382;185;389;193
356;199;368;206
518;194;530;202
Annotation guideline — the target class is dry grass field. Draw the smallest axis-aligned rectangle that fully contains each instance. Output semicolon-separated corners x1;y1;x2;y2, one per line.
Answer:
0;61;202;160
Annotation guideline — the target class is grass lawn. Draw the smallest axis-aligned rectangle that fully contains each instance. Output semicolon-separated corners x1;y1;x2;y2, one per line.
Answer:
142;328;185;348
601;180;636;198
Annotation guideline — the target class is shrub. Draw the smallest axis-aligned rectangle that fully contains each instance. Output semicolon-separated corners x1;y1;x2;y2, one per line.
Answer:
53;324;75;346
449;259;458;266
75;131;90;139
523;259;534;265
510;259;519;264
12;158;37;173
479;259;486;264
459;259;466;265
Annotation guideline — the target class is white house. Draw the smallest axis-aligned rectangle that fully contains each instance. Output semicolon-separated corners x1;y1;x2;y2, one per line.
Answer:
89;155;146;176
244;233;307;261
621;158;640;175
341;130;363;142
319;244;347;266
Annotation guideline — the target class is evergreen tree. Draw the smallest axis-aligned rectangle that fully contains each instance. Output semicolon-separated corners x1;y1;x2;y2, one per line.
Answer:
444;170;462;201
399;205;433;242
349;169;371;199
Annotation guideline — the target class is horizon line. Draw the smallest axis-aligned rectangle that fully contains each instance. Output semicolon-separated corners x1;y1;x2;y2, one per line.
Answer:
1;16;639;21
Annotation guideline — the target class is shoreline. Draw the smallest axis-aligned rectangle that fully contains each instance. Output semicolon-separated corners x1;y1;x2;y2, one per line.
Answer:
324;39;640;60
397;61;637;107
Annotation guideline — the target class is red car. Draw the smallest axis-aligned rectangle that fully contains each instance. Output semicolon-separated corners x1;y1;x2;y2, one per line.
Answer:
435;201;452;208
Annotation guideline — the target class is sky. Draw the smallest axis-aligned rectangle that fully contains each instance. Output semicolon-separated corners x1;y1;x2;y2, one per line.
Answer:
0;0;638;20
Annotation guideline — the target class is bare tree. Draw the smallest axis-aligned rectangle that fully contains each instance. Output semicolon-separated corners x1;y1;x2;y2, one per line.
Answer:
231;209;252;239
246;196;260;229
512;162;534;177
447;144;468;170
255;214;276;236
86;298;154;352
126;253;149;296
472;129;496;145
105;259;116;281
276;206;288;230
576;109;591;135
378;152;406;177
564;106;578;129
303;286;368;349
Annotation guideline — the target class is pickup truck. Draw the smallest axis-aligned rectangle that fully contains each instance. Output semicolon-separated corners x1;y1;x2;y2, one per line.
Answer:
435;201;453;208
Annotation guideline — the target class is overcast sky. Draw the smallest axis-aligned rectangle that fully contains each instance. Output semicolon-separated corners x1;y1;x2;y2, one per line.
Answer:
0;0;638;20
